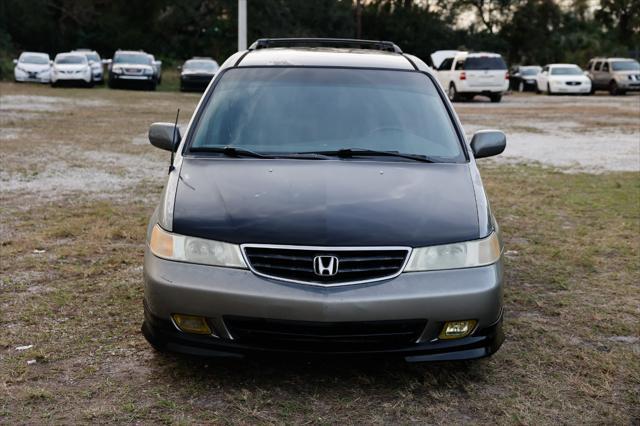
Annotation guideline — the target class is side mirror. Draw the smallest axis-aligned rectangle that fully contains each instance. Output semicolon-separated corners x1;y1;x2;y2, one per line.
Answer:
177;65;182;70
149;122;181;152
13;59;18;64
470;130;506;159
49;60;53;66
102;58;112;65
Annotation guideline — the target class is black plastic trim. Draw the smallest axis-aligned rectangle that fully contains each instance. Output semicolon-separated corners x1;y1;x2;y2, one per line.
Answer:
141;304;504;362
249;38;403;53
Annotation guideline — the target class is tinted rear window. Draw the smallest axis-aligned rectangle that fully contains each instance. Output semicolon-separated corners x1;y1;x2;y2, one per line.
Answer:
189;68;464;162
464;57;507;70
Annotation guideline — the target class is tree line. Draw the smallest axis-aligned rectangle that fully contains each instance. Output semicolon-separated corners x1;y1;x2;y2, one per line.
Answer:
0;0;638;76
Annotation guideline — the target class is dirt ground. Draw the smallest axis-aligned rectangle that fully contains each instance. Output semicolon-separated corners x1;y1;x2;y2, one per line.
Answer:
1;82;639;424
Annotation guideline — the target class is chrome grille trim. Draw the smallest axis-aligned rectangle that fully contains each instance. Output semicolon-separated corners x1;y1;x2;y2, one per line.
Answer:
241;243;412;287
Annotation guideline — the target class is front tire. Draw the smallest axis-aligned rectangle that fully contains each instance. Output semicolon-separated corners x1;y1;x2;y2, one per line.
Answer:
609;81;624;96
547;83;553;95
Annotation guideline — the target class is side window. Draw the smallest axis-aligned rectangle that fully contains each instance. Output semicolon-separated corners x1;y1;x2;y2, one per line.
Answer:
602;62;609;72
454;60;464;70
438;58;453;71
587;61;593;70
594;61;602;71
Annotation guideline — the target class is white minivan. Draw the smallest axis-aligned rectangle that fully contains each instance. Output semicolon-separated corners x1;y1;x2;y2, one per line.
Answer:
436;52;509;102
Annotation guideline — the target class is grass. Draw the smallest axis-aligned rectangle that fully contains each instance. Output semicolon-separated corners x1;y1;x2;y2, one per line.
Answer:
0;82;638;424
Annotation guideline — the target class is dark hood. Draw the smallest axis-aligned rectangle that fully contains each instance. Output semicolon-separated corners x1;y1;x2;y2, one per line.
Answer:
172;158;480;247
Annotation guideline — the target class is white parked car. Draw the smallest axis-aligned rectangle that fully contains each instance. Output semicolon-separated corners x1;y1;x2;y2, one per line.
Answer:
13;52;51;83
436;52;509;102
51;53;93;87
536;64;591;95
72;49;104;83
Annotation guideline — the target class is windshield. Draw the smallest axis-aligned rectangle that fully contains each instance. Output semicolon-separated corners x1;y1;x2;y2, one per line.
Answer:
56;55;86;64
521;67;540;76
611;60;640;71
84;52;100;62
184;60;218;71
113;53;151;65
551;66;583;75
21;54;48;65
464;57;507;70
189;68;464;161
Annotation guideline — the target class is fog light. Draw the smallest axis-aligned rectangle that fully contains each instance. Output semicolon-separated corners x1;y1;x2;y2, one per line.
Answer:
439;320;477;340
171;314;212;335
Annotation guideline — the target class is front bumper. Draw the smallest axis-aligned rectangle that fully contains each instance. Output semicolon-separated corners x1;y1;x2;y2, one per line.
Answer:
619;81;640;91
15;71;50;83
142;250;504;361
52;74;91;83
180;75;213;91
550;84;591;93
111;73;153;81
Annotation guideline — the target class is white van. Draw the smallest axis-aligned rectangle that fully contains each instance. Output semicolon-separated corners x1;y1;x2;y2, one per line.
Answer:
436;52;509;102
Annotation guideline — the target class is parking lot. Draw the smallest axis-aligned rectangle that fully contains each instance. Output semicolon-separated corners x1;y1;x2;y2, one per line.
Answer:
1;82;638;423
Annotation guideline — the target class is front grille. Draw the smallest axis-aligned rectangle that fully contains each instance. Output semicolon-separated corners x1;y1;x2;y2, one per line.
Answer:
243;245;410;285
566;81;581;86
124;68;143;74
224;316;427;351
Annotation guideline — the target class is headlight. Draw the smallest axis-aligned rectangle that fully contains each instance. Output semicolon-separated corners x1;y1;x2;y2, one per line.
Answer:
143;68;153;75
149;224;247;268
112;66;123;74
404;232;501;272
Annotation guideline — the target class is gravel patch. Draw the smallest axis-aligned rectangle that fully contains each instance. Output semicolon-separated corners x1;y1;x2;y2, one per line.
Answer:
0;94;111;112
461;94;640;173
0;148;165;198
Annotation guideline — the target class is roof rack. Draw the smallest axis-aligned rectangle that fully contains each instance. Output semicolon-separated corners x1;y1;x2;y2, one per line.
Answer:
249;38;403;54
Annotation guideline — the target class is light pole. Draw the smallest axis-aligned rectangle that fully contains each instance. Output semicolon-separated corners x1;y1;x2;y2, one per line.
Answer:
238;0;247;51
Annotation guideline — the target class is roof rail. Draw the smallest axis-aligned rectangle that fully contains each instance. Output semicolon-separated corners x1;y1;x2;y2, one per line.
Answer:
249;38;402;54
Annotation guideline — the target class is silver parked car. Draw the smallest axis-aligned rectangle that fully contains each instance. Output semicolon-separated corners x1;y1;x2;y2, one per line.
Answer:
586;57;640;95
142;38;507;362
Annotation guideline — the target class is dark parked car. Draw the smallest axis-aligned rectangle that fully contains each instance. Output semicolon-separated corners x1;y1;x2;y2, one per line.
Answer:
509;65;541;92
179;57;219;91
143;38;507;362
108;50;157;90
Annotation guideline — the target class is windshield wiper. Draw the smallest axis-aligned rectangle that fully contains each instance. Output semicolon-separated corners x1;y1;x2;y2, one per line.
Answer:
305;148;435;163
189;146;276;158
189;146;327;160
